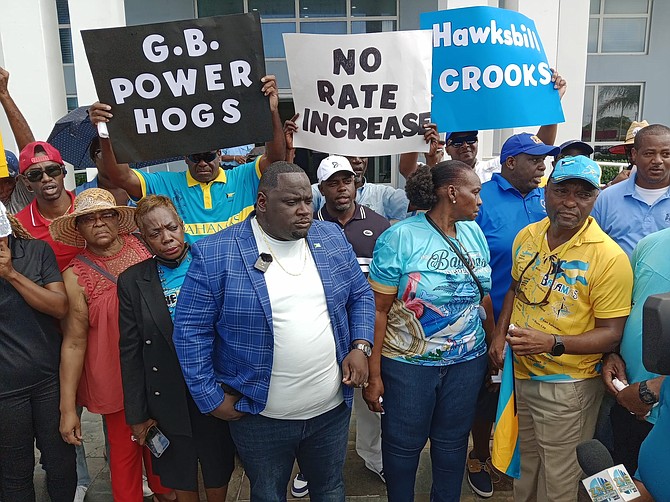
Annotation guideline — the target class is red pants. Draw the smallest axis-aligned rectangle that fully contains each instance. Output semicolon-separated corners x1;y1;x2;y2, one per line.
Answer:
103;410;171;502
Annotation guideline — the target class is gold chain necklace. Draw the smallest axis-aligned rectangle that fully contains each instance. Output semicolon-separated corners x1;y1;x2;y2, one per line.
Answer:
257;222;308;277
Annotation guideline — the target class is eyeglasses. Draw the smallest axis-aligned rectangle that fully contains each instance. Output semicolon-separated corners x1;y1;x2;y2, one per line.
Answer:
187;152;218;164
24;165;64;182
514;252;561;307
447;136;478;148
75;211;119;227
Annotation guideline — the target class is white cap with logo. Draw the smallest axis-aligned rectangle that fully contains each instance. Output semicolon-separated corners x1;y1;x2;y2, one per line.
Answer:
317;155;355;184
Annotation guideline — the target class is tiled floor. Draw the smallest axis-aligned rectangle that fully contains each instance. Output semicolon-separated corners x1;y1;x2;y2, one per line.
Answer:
34;411;514;501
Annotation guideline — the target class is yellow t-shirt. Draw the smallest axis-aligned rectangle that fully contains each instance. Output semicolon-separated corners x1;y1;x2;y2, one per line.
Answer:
511;216;633;381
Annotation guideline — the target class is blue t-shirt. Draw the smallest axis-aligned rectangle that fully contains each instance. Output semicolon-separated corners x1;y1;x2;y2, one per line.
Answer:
476;174;546;320
133;159;261;244
369;213;491;366
75;177;136;207
591;173;670;257
636;378;669;500
620;228;670;424
157;253;192;321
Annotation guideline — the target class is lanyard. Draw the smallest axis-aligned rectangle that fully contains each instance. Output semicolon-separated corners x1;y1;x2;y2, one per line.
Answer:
425;214;485;302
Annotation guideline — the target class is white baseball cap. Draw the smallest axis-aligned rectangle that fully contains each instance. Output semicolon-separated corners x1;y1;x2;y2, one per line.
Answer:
317;155;355;184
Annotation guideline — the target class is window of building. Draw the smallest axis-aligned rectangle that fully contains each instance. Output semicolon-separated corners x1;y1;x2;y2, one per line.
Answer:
588;0;652;54
194;0;399;185
56;0;78;111
582;83;643;158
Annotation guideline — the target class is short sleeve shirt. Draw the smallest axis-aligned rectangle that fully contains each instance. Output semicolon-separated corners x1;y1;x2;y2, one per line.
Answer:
619;227;670;423
14;191;81;271
369;213;491;366
510;217;633;381
315;203;390;275
0;238;63;397
476;174;546;320
591;173;670;257
133;158;261;244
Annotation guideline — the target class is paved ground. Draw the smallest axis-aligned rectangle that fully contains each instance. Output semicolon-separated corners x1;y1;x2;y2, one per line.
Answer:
35;411;514;501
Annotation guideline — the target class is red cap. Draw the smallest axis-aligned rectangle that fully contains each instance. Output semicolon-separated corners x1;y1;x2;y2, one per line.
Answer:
19;141;64;174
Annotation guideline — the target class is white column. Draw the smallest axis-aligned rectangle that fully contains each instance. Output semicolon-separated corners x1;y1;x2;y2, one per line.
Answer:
0;0;67;148
69;0;127;105
507;0;589;144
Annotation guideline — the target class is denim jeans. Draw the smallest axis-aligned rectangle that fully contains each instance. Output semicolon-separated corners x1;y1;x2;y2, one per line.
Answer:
75;406;91;487
381;354;488;502
0;375;77;502
229;401;351;502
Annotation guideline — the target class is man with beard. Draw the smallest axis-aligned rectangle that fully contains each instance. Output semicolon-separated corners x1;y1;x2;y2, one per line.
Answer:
291;156;389;497
173;162;375;501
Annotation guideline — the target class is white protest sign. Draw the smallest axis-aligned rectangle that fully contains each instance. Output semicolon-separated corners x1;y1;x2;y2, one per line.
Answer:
284;31;432;157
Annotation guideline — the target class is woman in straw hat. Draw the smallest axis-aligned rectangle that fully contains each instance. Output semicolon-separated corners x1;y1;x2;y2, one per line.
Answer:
52;188;174;502
117;195;235;502
0;201;77;500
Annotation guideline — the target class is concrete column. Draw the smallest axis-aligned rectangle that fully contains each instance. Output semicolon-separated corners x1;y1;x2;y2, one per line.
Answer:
507;0;589;145
0;0;67;147
69;0;126;105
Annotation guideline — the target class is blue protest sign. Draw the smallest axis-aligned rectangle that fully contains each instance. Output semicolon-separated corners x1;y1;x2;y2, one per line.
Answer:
420;7;564;133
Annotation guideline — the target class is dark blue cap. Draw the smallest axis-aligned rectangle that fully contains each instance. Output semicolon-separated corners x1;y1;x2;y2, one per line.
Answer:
3;150;19;178
445;131;478;143
500;133;560;163
558;140;593;156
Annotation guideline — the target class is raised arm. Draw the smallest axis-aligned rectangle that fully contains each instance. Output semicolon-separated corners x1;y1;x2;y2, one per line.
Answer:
59;267;90;446
399;123;439;179
258;75;286;174
0;67;35;150
88;102;143;200
536;68;567;146
284;113;299;164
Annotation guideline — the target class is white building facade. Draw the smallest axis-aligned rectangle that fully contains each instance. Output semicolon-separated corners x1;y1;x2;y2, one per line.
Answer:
0;0;658;187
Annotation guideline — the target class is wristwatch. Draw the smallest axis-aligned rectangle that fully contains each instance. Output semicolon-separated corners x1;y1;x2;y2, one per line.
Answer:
550;335;565;356
352;343;372;358
639;380;659;405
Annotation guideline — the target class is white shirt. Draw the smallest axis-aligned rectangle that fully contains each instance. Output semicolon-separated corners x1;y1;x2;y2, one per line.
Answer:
251;218;343;419
474;157;502;183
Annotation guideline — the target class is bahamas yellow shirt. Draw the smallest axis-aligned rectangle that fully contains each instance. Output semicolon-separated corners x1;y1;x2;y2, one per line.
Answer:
510;216;633;381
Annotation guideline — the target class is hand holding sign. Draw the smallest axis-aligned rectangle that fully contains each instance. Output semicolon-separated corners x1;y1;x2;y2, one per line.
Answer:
82;14;272;163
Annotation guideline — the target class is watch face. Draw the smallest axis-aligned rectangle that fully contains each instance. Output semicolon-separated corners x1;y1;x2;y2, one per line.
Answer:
552;341;565;356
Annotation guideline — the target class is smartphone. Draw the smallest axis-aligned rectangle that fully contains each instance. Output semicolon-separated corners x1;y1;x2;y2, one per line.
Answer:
144;425;170;458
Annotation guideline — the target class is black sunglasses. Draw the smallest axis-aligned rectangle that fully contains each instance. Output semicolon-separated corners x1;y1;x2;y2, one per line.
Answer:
187;152;218;164
514;252;561;307
448;136;478;148
24;165;64;182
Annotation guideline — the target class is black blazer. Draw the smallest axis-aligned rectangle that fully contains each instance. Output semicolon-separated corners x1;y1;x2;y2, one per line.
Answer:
117;257;192;437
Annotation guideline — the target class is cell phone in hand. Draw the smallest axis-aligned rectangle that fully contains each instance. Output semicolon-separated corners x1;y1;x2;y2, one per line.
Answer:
145;425;170;458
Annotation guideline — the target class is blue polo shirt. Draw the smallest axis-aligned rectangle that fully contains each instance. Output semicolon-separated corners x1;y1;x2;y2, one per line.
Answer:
476;173;546;320
592;173;670;257
132;158;261;244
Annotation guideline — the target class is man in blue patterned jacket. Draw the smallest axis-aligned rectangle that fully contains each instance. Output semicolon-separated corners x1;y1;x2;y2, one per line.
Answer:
174;161;375;501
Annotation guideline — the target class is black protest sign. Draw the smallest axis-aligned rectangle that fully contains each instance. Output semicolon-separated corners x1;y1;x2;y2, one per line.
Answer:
82;13;271;163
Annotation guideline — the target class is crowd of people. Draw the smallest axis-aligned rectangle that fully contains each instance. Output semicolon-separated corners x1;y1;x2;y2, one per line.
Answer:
0;49;669;502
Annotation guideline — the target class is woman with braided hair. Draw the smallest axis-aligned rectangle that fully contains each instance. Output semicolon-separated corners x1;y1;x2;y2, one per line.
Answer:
0;201;77;501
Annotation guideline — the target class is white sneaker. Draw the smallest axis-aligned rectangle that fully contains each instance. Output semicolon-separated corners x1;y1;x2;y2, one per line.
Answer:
291;473;309;498
73;485;88;502
142;474;154;497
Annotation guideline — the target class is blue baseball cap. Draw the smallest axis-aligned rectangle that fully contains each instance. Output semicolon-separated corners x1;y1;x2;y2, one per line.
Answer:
500;133;560;163
558;140;593;157
3;150;19;178
550;155;601;190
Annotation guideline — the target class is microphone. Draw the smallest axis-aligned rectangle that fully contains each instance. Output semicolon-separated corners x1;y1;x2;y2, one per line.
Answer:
577;439;614;476
254;252;273;273
577;440;640;501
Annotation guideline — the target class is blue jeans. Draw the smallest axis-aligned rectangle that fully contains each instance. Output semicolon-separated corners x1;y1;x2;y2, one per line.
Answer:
75;406;91;488
229;401;350;502
0;376;76;502
381;355;488;502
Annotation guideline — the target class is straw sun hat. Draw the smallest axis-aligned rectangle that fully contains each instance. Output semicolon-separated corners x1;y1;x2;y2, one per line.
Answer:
50;188;136;247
